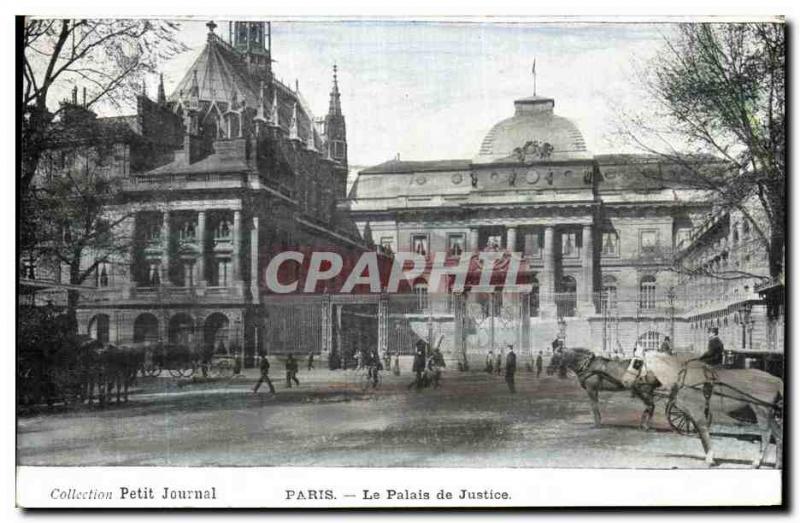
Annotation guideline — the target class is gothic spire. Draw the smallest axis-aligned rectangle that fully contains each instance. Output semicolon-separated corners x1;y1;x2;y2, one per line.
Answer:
327;64;341;116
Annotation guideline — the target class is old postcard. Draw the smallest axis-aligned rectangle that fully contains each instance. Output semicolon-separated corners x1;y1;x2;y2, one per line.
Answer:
16;15;785;508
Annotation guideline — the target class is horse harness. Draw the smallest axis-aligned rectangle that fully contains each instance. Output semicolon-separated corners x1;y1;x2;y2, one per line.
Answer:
574;353;627;391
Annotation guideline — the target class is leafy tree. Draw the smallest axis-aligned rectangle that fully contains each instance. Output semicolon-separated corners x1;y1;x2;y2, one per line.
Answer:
620;23;785;279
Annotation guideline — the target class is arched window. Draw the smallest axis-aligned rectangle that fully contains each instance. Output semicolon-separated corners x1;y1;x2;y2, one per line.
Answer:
204;313;231;355
88;314;110;344
133;313;159;343
556;275;577;317
601;275;617;311
168;314;195;347
639;275;656;311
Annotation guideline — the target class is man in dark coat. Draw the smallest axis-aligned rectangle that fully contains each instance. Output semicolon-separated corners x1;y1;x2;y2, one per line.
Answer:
253;355;276;394
696;328;724;366
285;353;300;388
307;352;314;371
505;345;517;393
495;349;503;375
535;351;543;378
428;346;446;389
659;336;673;355
408;342;427;390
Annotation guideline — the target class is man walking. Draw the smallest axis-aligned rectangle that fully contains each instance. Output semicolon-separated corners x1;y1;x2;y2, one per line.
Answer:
253;355;276;394
428;345;446;389
505;345;517;393
285;353;300;388
408;342;427;390
495;349;503;376
535;351;543;378
486;349;494;373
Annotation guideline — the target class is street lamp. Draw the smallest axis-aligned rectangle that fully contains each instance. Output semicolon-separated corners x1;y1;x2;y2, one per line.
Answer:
667;287;676;350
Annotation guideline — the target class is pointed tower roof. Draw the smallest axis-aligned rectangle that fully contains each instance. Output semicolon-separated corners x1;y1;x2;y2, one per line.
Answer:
328;64;342;116
170;30;260;107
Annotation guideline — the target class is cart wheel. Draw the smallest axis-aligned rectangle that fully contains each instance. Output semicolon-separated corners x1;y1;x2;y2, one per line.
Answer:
666;401;697;435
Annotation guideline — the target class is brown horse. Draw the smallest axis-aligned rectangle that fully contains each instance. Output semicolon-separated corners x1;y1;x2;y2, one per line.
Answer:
551;348;662;430
669;365;783;468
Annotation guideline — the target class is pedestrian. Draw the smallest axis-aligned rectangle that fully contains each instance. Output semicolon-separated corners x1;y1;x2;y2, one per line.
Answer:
695;328;725;366
307;352;314;371
505;345;517;393
659;336;673;355
495;349;503;376
285;353;300;388
253;355;276;394
486;349;494;373
536;351;543;378
408;341;426;390
428;346;446;389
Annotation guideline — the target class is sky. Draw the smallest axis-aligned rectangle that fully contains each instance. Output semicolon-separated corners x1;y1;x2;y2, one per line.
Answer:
144;20;673;167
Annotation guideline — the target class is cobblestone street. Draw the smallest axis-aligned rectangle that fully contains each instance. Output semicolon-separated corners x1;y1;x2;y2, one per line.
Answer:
16;367;778;469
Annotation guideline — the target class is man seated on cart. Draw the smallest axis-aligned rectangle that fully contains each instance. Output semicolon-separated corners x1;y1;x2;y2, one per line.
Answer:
693;328;725;366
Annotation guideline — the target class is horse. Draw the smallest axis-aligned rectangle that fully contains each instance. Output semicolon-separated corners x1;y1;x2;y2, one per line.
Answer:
669;365;783;468
99;344;146;404
550;348;662;430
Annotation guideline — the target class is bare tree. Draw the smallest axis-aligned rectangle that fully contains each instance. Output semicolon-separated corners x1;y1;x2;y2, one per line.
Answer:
618;23;785;280
21;18;186;195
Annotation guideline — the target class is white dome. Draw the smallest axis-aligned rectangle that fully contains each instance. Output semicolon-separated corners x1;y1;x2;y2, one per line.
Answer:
474;96;590;163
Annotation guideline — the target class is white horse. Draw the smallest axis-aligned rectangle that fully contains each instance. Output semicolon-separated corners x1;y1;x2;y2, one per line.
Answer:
669;364;783;468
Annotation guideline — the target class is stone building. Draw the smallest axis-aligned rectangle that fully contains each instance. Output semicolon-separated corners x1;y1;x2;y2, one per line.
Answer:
347;93;729;364
27;21;368;366
673;198;784;371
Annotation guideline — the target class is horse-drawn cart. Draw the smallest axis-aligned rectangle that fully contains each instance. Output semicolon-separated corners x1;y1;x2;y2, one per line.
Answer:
139;343;200;378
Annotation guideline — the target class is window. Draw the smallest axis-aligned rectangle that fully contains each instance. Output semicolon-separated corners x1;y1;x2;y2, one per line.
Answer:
556;275;577;317
602;231;619;256
411;234;428;256
447;234;465;256
149;262;161;286
640;230;658;255
21;254;36;280
524;231;544;258
97;262;110;288
216;218;231;240
180;220;196;241
639;275;656;311
562;232;579;257
638;331;661;352
601;275;618;311
414;282;429;310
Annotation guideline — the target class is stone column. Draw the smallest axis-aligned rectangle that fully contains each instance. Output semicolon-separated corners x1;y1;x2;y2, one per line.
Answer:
506;226;517;252
196;211;206;289
469;228;479;252
250;216;259;302
540;226;556;317
160;210;170;285
579;224;595;315
124;213;137;298
232;210;242;284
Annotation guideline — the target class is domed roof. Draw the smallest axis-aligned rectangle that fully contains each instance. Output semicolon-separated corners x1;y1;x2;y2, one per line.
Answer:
474;96;590;163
